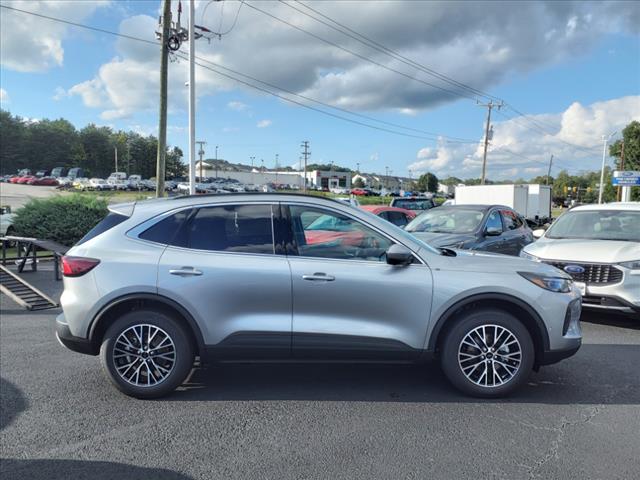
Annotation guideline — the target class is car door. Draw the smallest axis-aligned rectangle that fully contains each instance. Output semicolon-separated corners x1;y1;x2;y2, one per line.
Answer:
155;203;292;358
476;209;507;253
282;202;433;360
499;209;525;255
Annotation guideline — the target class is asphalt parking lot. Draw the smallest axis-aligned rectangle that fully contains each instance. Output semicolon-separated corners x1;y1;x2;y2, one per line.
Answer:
1;267;639;480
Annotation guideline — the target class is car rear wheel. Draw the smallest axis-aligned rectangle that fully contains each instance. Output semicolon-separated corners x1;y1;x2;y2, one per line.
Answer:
100;309;194;399
440;309;534;397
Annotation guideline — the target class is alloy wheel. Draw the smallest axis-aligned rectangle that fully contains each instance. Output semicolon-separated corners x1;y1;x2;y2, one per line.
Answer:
457;324;522;388
112;324;176;387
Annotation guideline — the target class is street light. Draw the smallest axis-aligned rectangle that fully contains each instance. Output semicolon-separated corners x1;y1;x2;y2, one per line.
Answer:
598;131;617;204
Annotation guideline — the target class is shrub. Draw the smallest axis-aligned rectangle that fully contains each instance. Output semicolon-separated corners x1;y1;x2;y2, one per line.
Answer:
12;194;109;246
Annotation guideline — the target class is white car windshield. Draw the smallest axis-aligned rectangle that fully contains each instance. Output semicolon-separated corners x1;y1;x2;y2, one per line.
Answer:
405;208;484;234
545;210;640;241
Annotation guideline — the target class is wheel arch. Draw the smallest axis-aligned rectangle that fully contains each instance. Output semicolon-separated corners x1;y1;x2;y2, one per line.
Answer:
88;293;206;358
428;293;550;363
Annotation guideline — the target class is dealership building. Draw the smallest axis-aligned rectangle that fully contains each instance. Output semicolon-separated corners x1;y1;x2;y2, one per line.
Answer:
194;161;351;189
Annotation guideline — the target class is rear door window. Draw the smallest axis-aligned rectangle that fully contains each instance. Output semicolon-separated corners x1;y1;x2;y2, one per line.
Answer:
387;211;410;227
139;209;192;246
186;204;274;254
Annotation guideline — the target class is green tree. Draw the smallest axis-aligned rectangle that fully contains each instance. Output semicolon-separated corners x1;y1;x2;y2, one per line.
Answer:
352;177;365;188
417;172;438;192
610;120;640;171
166;146;187;179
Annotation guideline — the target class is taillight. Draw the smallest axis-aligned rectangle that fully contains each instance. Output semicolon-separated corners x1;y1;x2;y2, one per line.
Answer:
61;256;100;277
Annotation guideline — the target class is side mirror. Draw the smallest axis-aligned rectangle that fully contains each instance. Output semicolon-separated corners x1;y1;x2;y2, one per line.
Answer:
485;226;502;236
386;244;413;266
532;228;545;239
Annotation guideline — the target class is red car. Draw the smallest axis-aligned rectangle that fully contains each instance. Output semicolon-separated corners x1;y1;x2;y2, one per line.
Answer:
360;205;416;227
16;175;36;184
8;176;22;184
350;188;369;196
28;177;59;186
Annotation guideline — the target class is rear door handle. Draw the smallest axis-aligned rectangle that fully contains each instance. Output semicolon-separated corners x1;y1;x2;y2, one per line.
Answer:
169;267;203;277
302;273;335;282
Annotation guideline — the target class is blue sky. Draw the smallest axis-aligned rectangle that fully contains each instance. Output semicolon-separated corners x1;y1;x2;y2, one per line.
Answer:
1;0;639;179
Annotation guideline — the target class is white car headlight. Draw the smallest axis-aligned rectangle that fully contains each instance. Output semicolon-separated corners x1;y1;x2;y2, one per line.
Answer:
518;272;573;293
520;250;540;262
619;260;640;270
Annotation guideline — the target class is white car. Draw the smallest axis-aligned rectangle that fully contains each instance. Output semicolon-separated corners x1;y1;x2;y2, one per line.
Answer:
88;178;113;191
0;206;16;237
521;202;640;315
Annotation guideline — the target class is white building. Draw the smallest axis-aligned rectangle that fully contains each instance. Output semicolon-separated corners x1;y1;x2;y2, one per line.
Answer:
193;162;350;189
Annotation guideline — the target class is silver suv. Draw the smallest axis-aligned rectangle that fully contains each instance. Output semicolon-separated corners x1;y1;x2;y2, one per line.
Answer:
56;194;582;399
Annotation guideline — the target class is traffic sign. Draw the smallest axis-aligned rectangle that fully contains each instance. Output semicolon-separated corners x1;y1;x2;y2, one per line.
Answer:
612;171;640;186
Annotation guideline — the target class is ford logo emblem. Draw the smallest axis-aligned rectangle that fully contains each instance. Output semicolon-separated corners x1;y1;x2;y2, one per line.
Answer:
564;265;585;274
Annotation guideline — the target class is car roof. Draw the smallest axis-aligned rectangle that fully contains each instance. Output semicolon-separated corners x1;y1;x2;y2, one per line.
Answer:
361;205;413;214
570;202;640;212
437;204;510;211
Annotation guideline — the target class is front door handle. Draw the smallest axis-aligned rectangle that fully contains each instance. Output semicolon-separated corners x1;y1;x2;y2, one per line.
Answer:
302;272;335;282
169;267;203;277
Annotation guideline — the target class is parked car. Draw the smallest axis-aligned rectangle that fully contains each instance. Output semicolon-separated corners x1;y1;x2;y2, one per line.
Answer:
390;196;436;213
0;205;16;238
67;168;86;180
51;167;68;178
350;188;369;196
405;205;534;255
57;194;582;399
35;170;51;177
72;177;90;190
16;175;36;184
521;202;639;315
28;176;59;186
56;177;73;188
88;178;113;191
361;205;416;228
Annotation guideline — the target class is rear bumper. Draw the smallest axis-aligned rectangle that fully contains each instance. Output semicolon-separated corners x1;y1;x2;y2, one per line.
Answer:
56;314;98;355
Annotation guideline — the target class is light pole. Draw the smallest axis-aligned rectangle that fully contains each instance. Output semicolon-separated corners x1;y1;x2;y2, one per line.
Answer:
598;131;617;204
215;145;219;160
187;0;196;195
250;156;255;185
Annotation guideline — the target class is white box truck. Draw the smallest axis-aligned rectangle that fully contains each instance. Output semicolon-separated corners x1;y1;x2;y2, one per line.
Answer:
526;184;552;225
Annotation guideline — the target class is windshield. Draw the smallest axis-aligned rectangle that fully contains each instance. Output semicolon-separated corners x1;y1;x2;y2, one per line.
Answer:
405;208;484;234
546;209;640;241
392;199;433;210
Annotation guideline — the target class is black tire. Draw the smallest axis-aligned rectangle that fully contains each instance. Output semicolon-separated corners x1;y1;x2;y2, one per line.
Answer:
440;309;534;398
100;309;194;399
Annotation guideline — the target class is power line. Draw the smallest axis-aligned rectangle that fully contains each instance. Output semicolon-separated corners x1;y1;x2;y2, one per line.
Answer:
0;3;478;145
283;0;500;102
200;0;245;37
243;1;478;101
270;1;605;153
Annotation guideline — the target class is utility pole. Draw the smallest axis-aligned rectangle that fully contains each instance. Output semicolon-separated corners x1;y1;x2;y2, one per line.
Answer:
196;140;206;181
356;162;360;173
114;146;118;173
187;0;196;194
599;131;616;204
546;154;553;185
155;0;171;197
478;100;503;184
250;156;255;185
301;141;310;192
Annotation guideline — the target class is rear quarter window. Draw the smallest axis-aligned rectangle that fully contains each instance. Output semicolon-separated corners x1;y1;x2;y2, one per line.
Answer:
139;209;192;246
76;213;128;246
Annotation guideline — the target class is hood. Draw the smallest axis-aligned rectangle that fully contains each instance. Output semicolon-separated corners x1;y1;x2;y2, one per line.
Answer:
524;238;640;263
425;248;566;277
411;232;477;248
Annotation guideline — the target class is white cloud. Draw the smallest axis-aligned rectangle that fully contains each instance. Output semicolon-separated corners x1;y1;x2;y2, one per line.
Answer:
256;119;272;128
0;0;110;73
52;86;68;101
227;101;249;111
58;1;639;120
408;96;639;180
0;88;8;104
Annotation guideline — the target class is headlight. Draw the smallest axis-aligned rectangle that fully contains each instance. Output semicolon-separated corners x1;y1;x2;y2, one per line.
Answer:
520;250;539;261
518;271;573;293
619;260;640;270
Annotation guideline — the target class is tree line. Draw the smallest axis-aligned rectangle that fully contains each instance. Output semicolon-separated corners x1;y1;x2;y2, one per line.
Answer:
0;109;186;179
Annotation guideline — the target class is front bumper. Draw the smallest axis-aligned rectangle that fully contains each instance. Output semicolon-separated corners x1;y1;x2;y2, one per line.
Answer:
581;294;640;314
56;314;98;355
538;340;581;365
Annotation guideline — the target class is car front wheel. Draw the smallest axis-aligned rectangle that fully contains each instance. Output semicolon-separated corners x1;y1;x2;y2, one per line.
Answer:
100;309;194;399
440;309;534;397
